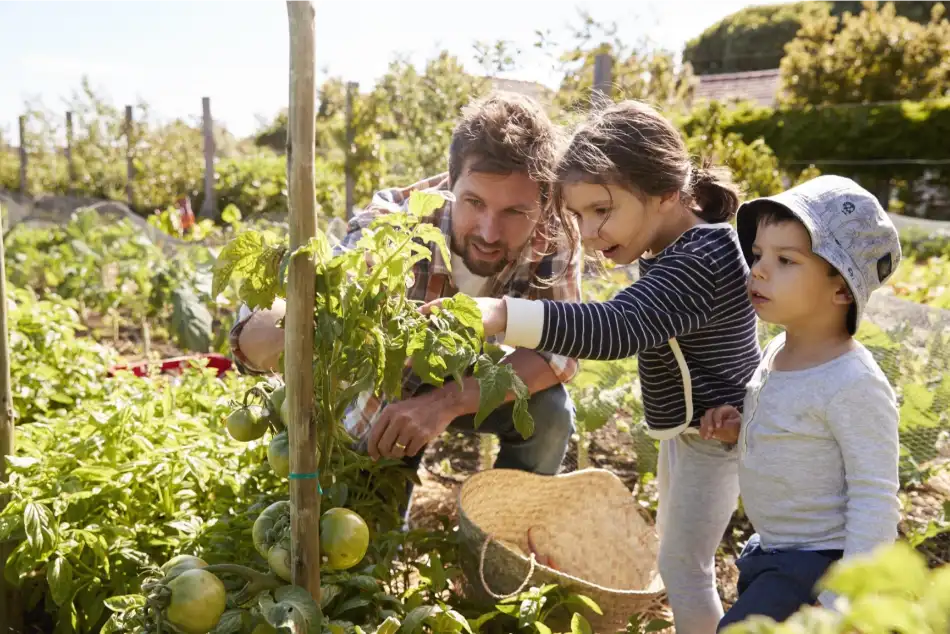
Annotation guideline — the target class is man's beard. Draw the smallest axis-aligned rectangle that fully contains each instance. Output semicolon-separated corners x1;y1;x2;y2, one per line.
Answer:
450;234;512;278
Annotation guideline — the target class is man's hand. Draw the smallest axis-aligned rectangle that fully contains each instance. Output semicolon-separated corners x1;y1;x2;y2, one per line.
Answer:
238;299;287;372
420;296;508;338
366;392;457;460
700;405;741;444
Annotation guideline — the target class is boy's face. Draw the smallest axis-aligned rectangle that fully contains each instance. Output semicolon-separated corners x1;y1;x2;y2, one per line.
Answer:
747;219;852;330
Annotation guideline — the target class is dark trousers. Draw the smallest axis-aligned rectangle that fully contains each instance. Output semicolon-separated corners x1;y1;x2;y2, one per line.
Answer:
397;382;575;522
718;534;843;631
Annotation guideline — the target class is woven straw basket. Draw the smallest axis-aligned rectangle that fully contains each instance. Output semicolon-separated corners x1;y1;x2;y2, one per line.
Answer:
457;468;666;633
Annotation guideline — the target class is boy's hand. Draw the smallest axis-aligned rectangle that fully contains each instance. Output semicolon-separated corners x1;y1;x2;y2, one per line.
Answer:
700;405;741;444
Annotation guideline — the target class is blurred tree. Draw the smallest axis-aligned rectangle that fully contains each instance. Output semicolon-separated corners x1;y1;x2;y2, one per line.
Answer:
684;2;831;75
781;1;950;105
545;10;695;114
372;52;489;183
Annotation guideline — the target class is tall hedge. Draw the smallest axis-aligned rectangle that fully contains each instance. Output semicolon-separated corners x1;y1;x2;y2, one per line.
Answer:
679;98;950;184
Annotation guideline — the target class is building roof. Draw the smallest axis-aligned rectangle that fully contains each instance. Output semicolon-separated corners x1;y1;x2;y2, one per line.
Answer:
694;68;781;107
487;77;554;102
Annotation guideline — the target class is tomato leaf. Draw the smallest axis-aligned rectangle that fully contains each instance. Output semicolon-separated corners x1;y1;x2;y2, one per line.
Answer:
473;356;534;438
211;609;248;634
267;586;323;634
212;230;264;299
570;612;593;634
170;287;213;353
562;593;603;616
407;190;451;219
375;616;401;634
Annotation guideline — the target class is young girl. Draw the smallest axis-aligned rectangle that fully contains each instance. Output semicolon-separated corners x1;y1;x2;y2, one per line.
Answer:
432;100;763;633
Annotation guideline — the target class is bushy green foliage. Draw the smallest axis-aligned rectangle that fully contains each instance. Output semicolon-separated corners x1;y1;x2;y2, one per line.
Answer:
781;1;950;106
683;1;944;76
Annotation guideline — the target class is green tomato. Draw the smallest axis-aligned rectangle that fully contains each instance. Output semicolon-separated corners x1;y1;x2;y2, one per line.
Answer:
165;568;226;634
226;405;268;442
320;508;370;571
267;542;293;582
269;385;286;426
252;500;290;559
161;554;207;580
279;396;290;427
267;431;290;478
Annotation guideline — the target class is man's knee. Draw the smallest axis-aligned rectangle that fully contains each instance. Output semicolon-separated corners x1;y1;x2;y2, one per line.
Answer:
527;383;575;440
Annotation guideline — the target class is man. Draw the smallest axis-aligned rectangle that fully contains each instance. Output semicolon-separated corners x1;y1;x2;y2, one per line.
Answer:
229;92;581;505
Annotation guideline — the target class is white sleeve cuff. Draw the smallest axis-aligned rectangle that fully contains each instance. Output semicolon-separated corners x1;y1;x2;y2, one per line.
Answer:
501;297;545;349
816;589;841;612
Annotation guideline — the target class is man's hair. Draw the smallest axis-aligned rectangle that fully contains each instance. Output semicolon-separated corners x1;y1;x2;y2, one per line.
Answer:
448;92;558;200
447;91;576;265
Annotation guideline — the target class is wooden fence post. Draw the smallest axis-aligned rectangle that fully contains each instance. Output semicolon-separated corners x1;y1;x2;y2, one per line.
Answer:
66;112;76;196
201;97;216;220
0;209;21;634
286;0;320;601
593;53;614;102
125;106;134;207
17;117;27;195
344;81;358;220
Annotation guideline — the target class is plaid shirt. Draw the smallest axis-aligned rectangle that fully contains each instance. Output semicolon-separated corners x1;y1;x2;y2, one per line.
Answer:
230;172;581;439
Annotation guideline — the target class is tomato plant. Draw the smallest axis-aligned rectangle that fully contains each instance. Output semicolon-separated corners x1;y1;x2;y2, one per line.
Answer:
211;189;534;480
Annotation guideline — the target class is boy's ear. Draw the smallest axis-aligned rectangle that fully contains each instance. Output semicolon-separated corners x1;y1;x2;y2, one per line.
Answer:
832;280;854;307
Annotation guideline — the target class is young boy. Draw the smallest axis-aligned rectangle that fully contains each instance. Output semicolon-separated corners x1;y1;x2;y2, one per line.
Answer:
700;175;903;630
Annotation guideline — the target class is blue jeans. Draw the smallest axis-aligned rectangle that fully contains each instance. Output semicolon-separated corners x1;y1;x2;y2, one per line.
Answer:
717;534;843;631
399;382;576;519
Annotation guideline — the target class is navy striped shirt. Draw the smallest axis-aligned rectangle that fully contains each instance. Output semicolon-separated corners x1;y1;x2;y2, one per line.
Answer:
537;224;762;433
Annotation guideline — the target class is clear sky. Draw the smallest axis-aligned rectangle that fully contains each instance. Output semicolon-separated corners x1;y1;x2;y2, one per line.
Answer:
0;0;776;139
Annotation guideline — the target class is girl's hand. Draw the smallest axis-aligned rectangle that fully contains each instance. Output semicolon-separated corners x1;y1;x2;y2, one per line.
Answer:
420;296;509;338
700;405;741;443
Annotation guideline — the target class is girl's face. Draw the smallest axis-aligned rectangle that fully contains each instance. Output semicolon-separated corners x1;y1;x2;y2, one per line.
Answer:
561;181;669;265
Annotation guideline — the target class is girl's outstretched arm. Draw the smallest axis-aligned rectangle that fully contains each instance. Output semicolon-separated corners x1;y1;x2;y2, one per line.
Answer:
424;249;722;361
503;251;717;360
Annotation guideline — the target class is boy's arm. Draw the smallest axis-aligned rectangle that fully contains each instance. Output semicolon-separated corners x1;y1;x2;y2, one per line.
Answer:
817;375;901;609
504;252;718;361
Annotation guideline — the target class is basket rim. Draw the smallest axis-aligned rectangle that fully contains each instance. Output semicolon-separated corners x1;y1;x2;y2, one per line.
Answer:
456;468;666;597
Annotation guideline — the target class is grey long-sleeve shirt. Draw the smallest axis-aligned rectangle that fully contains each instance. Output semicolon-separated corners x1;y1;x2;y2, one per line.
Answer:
738;332;901;563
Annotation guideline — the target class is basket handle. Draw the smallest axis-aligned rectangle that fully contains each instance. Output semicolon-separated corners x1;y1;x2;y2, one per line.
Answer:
478;534;537;600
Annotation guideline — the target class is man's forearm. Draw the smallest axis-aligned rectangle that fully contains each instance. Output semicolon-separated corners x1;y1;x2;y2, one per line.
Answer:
435;348;561;418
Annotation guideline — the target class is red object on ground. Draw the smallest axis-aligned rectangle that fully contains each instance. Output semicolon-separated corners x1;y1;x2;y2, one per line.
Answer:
108;353;234;379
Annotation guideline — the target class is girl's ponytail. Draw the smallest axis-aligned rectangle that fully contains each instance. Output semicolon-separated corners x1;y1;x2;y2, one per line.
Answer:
689;160;741;224
555;101;743;226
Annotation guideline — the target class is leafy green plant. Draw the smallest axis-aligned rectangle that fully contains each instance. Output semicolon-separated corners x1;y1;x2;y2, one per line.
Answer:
0;364;268;634
212;190;535;476
6;285;117;425
98;190;541;634
721;541;950;633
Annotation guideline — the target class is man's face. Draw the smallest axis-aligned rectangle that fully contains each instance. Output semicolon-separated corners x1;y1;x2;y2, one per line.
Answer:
449;162;542;277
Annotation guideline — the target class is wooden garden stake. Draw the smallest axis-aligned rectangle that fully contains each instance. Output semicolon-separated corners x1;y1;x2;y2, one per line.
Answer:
285;0;321;600
0;209;22;634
